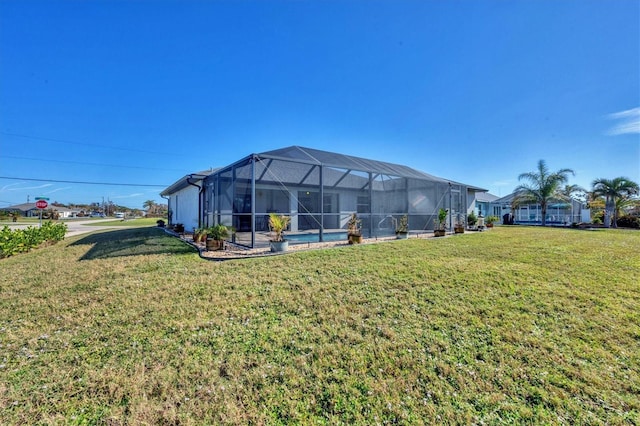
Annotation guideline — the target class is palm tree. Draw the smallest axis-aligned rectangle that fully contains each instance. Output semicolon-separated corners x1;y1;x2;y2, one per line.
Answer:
558;184;585;201
143;200;156;214
515;160;574;226
591;177;639;228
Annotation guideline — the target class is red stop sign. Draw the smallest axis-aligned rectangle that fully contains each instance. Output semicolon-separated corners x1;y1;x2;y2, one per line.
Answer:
36;200;48;209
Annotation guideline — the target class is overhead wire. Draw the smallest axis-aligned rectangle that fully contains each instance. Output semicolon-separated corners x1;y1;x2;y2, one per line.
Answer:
0;131;166;155
0;176;167;187
0;154;189;173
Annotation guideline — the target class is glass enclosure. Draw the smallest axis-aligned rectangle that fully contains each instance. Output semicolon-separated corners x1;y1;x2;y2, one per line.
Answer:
202;147;481;248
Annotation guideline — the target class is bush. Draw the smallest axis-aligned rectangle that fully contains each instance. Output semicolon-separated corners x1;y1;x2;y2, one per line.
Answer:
593;210;604;224
467;212;478;226
616;215;640;229
0;221;67;258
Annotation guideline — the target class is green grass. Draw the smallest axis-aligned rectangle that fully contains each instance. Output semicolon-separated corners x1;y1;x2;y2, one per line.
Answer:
0;217;44;225
85;218;161;227
0;226;638;424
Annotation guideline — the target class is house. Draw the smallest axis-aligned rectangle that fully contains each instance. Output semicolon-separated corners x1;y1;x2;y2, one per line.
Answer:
474;192;501;218
162;146;488;248
160;169;218;232
491;191;589;225
0;203;41;217
0;203;77;218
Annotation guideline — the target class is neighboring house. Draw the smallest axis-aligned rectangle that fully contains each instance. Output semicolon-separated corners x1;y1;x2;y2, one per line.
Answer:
162;146;488;248
0;203;76;218
491;191;589;225
160;169;218;232
0;203;41;217
49;205;77;218
474;192;501;218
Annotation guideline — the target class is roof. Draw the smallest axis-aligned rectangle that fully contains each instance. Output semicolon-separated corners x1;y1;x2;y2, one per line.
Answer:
0;203;77;212
0;203;39;212
493;190;583;207
476;192;500;203
256;146;486;191
160;169;219;196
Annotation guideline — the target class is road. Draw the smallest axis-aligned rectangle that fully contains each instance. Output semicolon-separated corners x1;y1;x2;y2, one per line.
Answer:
3;218;127;238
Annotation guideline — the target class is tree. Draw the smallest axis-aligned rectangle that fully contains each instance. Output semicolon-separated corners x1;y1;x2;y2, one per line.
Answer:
558;184;585;202
515;160;574;226
143;200;160;216
591;177;640;228
143;200;156;212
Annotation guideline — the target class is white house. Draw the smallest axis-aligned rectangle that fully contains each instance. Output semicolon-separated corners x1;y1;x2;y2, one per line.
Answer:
491;191;589;225
160;170;217;232
473;192;501;218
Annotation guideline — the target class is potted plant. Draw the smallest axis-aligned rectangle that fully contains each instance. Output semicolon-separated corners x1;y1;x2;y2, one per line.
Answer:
173;223;185;233
269;213;291;252
206;224;229;250
454;213;465;234
395;214;409;239
193;227;207;244
434;208;447;237
347;213;363;244
485;215;499;228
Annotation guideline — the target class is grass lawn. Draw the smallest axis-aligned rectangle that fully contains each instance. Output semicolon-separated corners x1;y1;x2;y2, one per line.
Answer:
86;217;162;227
0;226;638;424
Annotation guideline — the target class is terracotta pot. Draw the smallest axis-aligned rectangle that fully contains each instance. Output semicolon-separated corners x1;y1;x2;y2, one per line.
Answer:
206;238;223;251
348;234;363;244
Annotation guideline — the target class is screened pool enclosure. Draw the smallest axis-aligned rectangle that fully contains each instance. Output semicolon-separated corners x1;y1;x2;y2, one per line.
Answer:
200;146;485;248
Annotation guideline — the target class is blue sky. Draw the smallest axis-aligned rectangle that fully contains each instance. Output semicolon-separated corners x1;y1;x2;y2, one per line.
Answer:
1;0;638;209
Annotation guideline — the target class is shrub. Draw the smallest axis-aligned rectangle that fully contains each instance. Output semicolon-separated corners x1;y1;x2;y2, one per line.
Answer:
593;210;604;224
467;211;478;226
616;215;640;229
0;221;66;258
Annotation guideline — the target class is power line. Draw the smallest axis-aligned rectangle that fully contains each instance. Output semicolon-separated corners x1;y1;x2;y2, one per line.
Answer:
0;131;166;155
1;154;189;173
0;176;168;187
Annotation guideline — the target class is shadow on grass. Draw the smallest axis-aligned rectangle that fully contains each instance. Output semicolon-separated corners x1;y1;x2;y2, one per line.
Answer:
70;227;197;260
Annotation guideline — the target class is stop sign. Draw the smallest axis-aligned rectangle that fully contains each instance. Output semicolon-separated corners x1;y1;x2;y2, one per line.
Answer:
36;200;48;209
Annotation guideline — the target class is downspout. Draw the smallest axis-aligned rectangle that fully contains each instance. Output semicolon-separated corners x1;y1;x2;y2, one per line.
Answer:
186;175;204;229
160;194;170;224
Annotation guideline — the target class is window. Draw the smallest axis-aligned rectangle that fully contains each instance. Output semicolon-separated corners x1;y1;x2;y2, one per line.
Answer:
357;195;370;213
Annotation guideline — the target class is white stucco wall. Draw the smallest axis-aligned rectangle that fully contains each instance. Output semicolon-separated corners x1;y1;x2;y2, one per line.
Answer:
169;185;200;232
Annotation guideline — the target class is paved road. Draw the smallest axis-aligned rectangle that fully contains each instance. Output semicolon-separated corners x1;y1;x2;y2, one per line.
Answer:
64;219;127;237
3;219;127;238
